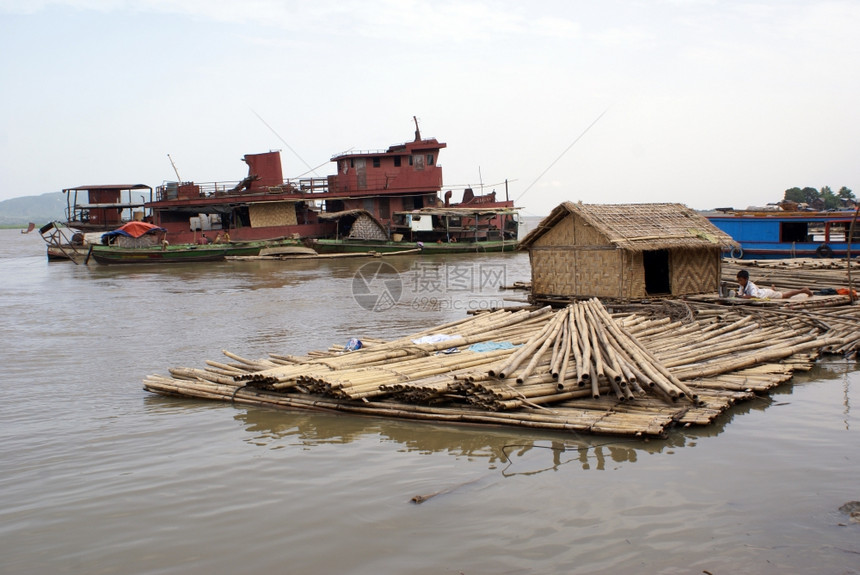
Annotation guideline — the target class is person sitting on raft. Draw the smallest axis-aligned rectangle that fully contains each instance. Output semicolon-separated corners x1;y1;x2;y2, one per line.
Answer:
735;269;813;299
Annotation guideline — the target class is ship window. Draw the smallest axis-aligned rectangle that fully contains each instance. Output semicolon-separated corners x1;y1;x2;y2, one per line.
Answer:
781;222;808;243
408;156;413;166
828;222;856;242
427;154;434;165
394;156;401;167
372;157;381;168
350;159;355;168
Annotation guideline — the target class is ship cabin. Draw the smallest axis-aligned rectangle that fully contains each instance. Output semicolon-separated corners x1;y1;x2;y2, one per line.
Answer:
326;136;447;226
706;209;860;259
324;134;517;242
62;184;153;232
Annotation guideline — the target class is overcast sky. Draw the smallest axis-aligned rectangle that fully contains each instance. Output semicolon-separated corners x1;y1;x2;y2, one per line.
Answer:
1;1;858;216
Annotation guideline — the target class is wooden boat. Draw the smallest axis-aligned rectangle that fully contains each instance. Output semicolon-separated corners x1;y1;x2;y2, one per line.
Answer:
88;239;314;265
88;243;231;264
226;245;425;261
705;208;860;259
41;220;306;264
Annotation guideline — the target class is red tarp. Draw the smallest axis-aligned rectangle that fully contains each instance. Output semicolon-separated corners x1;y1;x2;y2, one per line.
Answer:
107;221;166;238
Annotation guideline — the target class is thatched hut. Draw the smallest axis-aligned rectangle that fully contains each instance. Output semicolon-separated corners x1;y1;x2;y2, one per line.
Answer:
518;202;738;300
318;209;388;241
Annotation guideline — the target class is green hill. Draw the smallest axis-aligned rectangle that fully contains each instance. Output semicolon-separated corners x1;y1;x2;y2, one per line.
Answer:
0;192;66;227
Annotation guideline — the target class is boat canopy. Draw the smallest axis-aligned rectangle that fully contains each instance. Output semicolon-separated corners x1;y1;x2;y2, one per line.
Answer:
102;221;166;239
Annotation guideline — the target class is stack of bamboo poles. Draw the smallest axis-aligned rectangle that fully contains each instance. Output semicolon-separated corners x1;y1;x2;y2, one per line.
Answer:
238;298;703;407
627;293;860;358
622;312;837;381
143;297;844;437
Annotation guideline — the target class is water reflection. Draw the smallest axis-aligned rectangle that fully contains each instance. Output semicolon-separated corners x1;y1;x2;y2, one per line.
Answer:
144;378;790;477
223;402;717;473
779;361;855;430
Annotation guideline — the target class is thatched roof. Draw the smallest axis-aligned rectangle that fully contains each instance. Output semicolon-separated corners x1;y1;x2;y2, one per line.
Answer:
518;202;739;253
317;209;375;221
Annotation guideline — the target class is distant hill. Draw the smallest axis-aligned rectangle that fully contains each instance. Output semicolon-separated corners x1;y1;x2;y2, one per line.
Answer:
0;192;66;226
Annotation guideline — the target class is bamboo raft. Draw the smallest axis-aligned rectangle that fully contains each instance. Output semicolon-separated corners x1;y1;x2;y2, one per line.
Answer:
144;297;850;438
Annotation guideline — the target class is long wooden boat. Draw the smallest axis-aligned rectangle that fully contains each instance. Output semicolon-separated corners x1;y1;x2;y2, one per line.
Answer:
88;243;231;264
705;208;860;259
88;238;310;265
226;246;424;260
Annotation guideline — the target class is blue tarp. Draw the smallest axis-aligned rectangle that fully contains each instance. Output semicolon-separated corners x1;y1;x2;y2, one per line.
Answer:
467;341;520;353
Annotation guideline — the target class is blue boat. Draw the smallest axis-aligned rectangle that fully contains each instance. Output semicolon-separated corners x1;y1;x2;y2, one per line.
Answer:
705;209;860;259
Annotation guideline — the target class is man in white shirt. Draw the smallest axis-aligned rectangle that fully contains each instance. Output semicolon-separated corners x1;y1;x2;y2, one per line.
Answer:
735;269;812;299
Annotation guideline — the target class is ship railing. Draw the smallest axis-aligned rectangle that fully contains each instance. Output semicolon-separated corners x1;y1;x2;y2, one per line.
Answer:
295;177;329;193
330;148;389;159
156;177;331;201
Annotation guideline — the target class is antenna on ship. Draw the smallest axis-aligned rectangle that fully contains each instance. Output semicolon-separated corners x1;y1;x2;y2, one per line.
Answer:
249;108;319;176
515;107;609;203
167;154;182;182
413;116;421;141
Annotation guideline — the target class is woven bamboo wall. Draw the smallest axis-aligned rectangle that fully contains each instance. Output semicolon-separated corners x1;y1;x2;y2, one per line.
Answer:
536;213;575;245
530;249;574;295
532;213;608;247
531;247;722;299
669;248;720;294
530;248;631;298
530;213;635;298
573;215;605;246
627;251;646;298
249;202;298;228
578;248;629;297
348;214;388;240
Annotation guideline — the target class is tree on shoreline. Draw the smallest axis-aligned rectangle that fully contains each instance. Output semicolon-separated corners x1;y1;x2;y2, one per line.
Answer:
784;186;855;210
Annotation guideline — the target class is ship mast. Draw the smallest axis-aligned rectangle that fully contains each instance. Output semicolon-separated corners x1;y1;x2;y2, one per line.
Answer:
413;116;421;141
167;154;182;182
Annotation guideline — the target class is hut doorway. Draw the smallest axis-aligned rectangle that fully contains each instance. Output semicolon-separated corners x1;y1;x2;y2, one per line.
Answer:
643;249;671;295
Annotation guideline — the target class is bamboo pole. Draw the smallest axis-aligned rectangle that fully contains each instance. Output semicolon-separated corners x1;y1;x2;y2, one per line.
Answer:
550;309;570;378
515;312;565;383
573;304;594;388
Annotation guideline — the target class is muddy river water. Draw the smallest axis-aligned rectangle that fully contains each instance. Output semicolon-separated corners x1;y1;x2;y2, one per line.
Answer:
1;228;858;574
